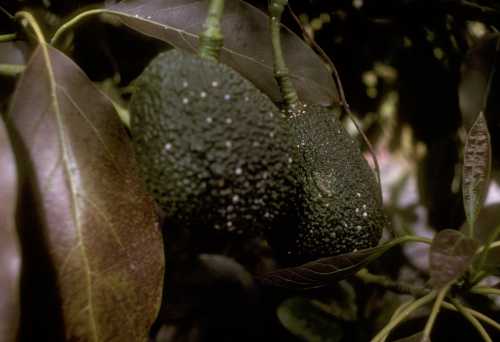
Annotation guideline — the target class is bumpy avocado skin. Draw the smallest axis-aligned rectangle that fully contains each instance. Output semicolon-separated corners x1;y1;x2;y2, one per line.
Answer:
268;103;386;264
130;49;297;235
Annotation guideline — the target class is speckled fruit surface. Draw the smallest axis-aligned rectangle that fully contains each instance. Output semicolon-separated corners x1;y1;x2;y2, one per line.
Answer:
267;103;386;263
130;49;297;235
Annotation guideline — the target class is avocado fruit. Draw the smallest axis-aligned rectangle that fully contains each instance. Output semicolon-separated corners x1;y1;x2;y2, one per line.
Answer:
267;103;386;264
129;49;297;235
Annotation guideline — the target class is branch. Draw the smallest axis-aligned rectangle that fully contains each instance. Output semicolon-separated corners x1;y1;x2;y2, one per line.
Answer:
371;291;437;342
422;285;449;341
449;298;492;342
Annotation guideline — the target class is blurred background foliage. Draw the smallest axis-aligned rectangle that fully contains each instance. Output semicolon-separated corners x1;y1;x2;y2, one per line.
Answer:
2;0;500;341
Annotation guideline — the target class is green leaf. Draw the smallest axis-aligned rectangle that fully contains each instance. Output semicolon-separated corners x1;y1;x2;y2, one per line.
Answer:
0;114;21;342
277;297;343;342
463;112;491;231
429;230;479;289
7;44;164;341
259;244;391;289
102;0;338;106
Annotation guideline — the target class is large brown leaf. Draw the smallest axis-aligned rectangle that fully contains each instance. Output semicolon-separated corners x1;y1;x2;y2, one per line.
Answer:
0;115;21;342
104;0;338;106
7;44;164;341
429;230;479;289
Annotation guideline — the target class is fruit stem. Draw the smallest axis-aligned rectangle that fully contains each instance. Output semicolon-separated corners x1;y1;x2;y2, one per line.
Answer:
198;0;225;61
269;0;298;107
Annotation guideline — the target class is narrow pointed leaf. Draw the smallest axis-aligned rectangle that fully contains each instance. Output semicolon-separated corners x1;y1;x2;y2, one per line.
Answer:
429;230;479;289
7;44;164;341
258;244;391;290
0;115;21;342
463;112;491;229
104;0;338;105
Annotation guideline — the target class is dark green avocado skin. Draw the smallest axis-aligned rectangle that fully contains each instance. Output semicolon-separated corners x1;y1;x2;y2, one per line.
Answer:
130;49;296;235
268;103;386;264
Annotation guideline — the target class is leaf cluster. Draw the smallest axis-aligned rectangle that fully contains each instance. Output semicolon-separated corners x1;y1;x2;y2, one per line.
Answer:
2;1;500;341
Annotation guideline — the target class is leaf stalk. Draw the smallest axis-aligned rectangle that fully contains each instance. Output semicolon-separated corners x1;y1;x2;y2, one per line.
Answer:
0;63;25;76
15;11;46;44
471;286;500;297
0;33;16;42
269;0;298;107
422;285;449;341
441;301;500;332
51;9;107;46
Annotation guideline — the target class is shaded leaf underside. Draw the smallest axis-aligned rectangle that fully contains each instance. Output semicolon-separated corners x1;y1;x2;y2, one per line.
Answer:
258;245;389;289
105;0;338;106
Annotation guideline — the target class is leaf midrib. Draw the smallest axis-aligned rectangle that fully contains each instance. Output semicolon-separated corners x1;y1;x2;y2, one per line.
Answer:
39;43;99;342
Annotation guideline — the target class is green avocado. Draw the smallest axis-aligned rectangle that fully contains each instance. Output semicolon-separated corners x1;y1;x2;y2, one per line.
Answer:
129;49;296;235
267;103;386;263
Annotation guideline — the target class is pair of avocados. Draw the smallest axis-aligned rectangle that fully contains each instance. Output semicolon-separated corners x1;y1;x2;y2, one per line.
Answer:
129;49;386;264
